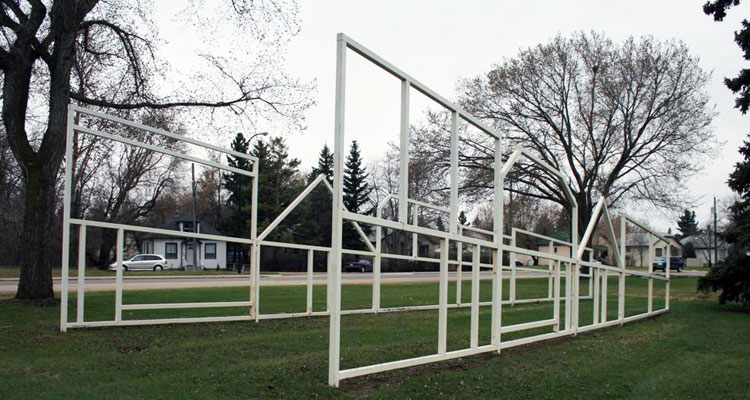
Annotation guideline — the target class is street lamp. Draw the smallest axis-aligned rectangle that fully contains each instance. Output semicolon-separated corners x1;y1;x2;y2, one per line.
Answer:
235;131;268;272
247;131;269;142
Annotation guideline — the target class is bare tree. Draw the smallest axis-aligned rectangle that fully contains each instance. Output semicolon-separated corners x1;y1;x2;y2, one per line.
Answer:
458;32;716;232
1;1;314;299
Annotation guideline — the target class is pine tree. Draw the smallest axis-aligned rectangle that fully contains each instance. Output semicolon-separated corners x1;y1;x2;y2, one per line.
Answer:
247;137;302;234
309;144;334;183
300;145;336;246
704;0;750;113
458;211;468;226
223;133;252;237
342;141;372;249
343;141;372;213
676;209;700;239
699;137;750;308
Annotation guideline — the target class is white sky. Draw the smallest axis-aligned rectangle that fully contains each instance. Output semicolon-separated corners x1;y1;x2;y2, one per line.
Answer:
156;0;749;232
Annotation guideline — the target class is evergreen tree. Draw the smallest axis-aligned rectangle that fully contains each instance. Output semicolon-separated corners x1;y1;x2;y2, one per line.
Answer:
300;145;336;246
704;0;750;113
223;133;252;237
699;2;750;308
342;141;372;249
247;137;303;235
699;138;750;308
343;141;372;213
676;209;700;239
309;144;334;183
458;211;468;226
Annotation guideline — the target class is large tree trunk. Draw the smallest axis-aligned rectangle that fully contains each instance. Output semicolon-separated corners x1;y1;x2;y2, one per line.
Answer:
97;230;116;269
7;2;83;300
15;163;58;299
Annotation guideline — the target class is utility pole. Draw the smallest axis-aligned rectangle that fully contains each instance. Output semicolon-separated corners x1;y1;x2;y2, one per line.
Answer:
192;163;198;270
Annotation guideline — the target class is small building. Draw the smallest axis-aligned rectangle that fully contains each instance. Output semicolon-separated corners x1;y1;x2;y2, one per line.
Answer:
625;233;682;268
140;216;227;270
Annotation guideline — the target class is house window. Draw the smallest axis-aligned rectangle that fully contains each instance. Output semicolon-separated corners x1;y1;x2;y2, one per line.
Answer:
554;247;558;253
655;248;663;257
205;243;217;260
142;241;153;254
165;242;178;259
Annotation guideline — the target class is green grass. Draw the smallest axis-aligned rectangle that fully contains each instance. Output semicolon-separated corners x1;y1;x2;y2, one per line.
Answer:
2;277;749;399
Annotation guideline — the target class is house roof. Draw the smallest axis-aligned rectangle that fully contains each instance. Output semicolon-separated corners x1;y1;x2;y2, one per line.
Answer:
141;216;223;239
625;232;681;248
535;231;570;246
680;234;728;250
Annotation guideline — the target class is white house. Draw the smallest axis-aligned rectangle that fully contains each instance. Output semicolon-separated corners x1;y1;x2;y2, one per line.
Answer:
140;216;227;270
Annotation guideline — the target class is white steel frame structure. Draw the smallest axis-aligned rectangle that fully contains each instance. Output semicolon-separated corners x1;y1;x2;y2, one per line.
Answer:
60;105;260;330
325;33;670;387
59;33;672;389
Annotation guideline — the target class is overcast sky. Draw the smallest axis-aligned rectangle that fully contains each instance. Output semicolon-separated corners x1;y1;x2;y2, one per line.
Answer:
158;0;748;232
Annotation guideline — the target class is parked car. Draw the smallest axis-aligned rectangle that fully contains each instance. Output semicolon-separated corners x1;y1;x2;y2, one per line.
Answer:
652;256;684;273
109;254;170;272
343;259;373;273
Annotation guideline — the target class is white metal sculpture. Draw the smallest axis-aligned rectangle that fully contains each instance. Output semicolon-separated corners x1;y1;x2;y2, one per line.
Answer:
59;33;671;389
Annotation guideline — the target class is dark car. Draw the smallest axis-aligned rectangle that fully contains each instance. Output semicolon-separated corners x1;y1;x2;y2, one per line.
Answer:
343;259;373;273
652;256;684;273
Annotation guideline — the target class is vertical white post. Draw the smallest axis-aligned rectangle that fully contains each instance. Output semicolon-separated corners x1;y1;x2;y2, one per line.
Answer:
491;138;503;352
648;233;654;313
60;104;76;332
470;245;480;348
307;249;314;315
570;204;579;333
438;238;449;355
252;244;261;321
618;215;626;323
587;254;593;299
564;262;571;331
592;267;600;325
251;161;260;321
76;225;86;324
328;33;347;388
373;222;381;312
326;251;331;312
411;203;418;258
115;228;124;323
600;268;608;323
572;258;579;334
456;237;463;306
548;240;554;299
509;234;516;305
665;244;671;311
398;79;410;224
553;260;561;332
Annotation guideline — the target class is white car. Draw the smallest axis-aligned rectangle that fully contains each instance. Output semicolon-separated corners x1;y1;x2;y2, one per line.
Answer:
109;254;170;271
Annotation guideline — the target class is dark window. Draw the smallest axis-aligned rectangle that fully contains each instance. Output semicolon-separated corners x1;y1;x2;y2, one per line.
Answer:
205;243;217;260
165;243;178;259
132;255;144;261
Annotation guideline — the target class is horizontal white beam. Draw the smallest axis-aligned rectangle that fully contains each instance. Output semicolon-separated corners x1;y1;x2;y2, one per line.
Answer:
72;218;255;244
72;105;258;163
74;125;255;177
121;301;252;310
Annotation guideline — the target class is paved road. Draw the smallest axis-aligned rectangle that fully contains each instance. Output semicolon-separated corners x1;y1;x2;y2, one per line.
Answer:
0;269;705;293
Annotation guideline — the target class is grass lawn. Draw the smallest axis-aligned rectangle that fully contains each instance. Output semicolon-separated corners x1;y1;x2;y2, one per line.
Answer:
2;277;749;399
